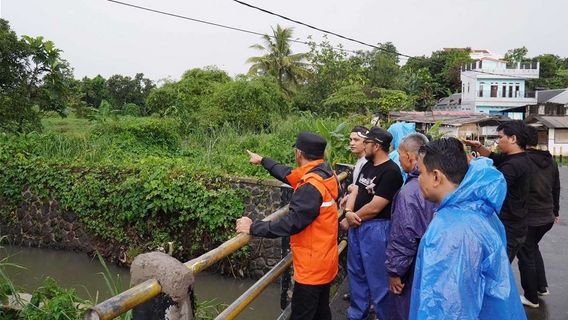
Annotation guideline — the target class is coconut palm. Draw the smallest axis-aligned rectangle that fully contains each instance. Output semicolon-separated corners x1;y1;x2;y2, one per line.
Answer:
246;25;311;95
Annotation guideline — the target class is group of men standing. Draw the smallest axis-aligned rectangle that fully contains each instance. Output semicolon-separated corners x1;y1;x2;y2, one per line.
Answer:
236;119;560;319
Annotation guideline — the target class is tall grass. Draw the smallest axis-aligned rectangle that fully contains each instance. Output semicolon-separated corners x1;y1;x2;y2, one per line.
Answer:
95;252;132;320
0;237;26;309
5;113;375;177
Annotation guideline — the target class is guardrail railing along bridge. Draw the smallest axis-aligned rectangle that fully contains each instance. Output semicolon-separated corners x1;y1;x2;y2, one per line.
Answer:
86;170;349;320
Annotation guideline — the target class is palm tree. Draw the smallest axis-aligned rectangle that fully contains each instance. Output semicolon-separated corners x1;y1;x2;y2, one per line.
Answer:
246;25;311;95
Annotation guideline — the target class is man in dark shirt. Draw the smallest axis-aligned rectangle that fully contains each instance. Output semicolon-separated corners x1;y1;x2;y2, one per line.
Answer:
516;125;561;308
236;132;339;320
464;120;532;263
341;127;403;320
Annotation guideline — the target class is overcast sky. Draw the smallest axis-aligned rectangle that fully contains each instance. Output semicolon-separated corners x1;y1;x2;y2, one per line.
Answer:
2;0;567;82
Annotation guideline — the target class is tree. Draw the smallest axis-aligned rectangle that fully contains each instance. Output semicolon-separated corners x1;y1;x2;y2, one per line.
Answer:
321;84;412;116
359;42;401;89
292;37;365;113
400;67;436;111
145;67;232;132
504;47;528;63
247;25;311;95
145;81;178;116
322;84;378;115
201;77;289;132
105;73;154;111
80;75;108;108
532;54;562;79
527;53;568;90
404;48;471;99
0;19;73;133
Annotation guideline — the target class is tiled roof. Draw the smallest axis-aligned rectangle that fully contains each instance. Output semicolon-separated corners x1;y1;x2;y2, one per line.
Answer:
389;111;508;127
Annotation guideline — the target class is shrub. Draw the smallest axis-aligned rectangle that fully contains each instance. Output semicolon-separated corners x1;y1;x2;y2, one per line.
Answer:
21;278;88;320
91;117;182;152
322;84;379;116
123;103;141;117
145;82;179;117
201;77;289;132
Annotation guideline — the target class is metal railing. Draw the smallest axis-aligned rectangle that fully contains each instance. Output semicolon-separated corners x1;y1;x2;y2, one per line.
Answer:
86;171;348;320
217;216;349;320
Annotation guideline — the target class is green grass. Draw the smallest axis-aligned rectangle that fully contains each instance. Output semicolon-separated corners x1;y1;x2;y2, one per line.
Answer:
41;114;94;138
10;113;364;178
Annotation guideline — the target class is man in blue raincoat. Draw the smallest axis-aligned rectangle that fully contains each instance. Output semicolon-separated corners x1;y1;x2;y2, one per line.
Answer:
385;133;436;320
410;138;526;320
388;122;416;182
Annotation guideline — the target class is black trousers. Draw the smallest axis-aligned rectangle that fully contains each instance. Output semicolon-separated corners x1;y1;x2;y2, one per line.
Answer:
517;223;554;304
506;233;526;263
291;282;331;320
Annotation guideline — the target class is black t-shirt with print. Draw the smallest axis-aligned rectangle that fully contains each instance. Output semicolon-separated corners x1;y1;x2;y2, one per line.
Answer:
353;159;403;219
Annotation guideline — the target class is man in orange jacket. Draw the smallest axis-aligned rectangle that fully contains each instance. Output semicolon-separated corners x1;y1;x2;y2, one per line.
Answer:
236;131;339;320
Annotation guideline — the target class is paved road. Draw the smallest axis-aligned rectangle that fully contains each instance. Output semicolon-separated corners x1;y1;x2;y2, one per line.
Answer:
331;167;568;320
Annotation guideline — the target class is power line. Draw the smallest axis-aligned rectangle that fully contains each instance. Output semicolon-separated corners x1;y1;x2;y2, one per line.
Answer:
105;0;360;54
232;0;413;59
106;0;538;80
230;0;539;80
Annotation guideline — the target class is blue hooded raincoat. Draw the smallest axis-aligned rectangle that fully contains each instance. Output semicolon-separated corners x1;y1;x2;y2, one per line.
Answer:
409;157;527;320
388;122;416;181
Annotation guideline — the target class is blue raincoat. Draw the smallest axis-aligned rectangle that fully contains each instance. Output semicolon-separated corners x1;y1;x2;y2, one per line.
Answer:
409;157;527;320
388;122;416;182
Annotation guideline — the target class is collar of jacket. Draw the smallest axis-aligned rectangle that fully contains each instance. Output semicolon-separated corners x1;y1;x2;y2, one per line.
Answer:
407;165;420;181
286;159;326;190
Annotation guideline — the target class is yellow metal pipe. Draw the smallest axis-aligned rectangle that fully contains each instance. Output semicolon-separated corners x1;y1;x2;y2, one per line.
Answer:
86;171;348;320
215;253;293;320
338;239;348;255
186;171;347;274
185;205;289;273
84;279;161;320
216;239;348;320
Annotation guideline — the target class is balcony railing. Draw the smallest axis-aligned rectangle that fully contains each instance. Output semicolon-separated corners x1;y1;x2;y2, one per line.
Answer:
462;61;539;71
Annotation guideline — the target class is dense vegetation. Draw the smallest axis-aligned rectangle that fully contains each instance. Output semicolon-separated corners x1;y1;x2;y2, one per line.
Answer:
1;18;567;319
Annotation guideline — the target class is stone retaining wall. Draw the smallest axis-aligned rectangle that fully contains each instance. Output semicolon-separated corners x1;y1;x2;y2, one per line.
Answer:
0;177;291;278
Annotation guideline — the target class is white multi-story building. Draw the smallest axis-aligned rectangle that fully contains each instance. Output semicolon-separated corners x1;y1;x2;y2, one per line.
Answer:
459;49;540;117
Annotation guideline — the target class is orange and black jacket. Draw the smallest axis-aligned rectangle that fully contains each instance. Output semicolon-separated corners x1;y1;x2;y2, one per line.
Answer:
251;157;339;285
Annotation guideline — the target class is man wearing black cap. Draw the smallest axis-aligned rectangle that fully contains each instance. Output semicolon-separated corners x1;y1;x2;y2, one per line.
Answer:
341;126;403;320
236;131;340;320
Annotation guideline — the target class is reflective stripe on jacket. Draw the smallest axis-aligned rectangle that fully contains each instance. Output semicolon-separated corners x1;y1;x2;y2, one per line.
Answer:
289;170;339;285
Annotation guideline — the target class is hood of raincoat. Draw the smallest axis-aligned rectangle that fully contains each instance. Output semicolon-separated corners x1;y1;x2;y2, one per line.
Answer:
388;122;415;182
388;122;416;150
409;157;527;320
437;156;506;216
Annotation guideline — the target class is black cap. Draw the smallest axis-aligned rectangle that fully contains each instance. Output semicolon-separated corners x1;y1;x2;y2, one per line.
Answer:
359;127;393;146
293;132;327;157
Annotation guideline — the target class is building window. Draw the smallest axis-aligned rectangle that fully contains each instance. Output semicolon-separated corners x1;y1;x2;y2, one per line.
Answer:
467;83;470;93
509;85;513;97
502;85;507;97
555;129;568;143
515;85;520;98
479;60;483;69
479;84;484;97
490;85;498;97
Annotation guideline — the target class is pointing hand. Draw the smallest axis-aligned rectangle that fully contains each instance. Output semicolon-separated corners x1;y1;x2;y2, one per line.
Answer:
246;150;263;165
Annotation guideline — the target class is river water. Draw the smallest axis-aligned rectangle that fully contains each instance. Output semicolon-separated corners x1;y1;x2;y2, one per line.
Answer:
0;245;281;319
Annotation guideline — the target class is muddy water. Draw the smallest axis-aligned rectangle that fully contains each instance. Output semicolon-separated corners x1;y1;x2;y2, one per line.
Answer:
1;245;281;319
